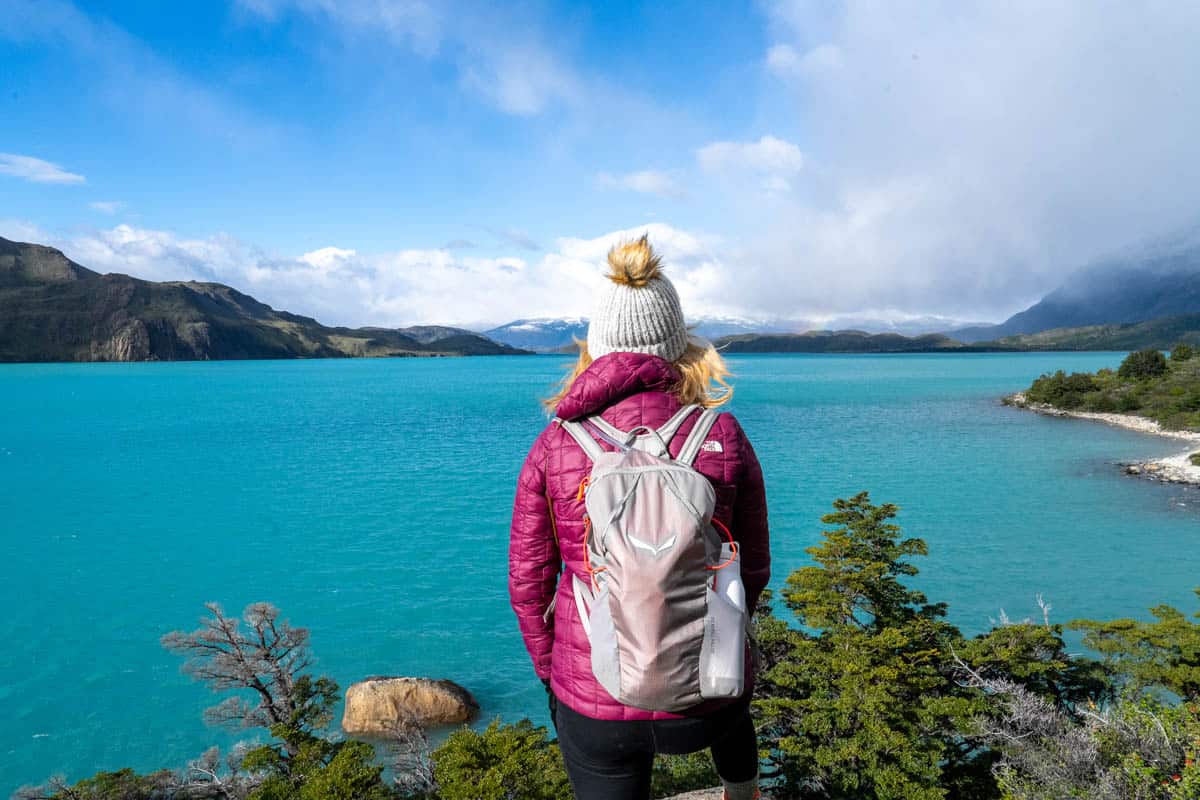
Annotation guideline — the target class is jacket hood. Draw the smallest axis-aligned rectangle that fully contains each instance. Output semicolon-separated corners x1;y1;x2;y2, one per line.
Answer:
554;352;680;420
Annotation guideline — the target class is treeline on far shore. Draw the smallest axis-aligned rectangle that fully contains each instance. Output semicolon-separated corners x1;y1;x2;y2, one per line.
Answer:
17;493;1200;800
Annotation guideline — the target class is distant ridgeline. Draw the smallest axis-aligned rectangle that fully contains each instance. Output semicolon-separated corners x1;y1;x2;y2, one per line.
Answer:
714;330;968;353
0;237;528;362
1021;345;1200;432
712;318;1200;353
8;231;1200;361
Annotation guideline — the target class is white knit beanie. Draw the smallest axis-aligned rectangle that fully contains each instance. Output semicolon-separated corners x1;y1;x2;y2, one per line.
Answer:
587;235;689;362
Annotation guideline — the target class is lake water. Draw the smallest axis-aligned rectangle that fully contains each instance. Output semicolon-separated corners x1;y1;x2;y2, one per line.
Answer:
2;353;1199;790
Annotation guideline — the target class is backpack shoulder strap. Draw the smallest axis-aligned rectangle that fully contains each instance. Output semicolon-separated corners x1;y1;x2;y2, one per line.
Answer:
555;418;605;463
584;414;628;445
581;404;699;457
675;407;721;467
656;404;700;444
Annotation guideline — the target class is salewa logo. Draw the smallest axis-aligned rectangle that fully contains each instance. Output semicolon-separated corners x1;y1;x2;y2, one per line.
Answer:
627;534;677;557
701;440;723;453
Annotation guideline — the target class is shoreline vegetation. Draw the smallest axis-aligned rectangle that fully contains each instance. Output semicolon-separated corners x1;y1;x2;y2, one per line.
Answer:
1005;346;1200;485
17;494;1200;799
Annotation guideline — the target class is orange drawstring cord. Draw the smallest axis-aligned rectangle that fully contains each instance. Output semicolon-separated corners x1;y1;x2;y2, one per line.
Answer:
706;518;738;571
706;518;738;589
581;516;606;590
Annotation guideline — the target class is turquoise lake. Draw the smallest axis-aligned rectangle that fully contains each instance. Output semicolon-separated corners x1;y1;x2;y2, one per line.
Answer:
3;352;1199;790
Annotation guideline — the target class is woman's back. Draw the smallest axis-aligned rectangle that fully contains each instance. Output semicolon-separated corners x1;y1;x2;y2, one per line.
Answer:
510;350;770;720
508;235;768;799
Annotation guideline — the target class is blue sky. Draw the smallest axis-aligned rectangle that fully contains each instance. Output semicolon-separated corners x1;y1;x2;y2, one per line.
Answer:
3;1;1200;328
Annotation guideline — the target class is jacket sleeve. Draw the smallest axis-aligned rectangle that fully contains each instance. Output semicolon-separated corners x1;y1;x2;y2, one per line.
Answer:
508;428;560;680
730;416;771;614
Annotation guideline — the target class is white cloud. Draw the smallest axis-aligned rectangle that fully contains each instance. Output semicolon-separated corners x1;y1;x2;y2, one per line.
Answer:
0;219;50;242
0;153;86;184
89;200;124;214
677;0;1200;322
765;43;801;76
596;170;684;199
767;43;842;78
696;136;804;176
300;246;357;271
458;42;581;116
23;221;745;329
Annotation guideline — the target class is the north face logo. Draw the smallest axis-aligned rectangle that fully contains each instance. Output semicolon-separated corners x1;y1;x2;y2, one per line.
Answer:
701;440;723;453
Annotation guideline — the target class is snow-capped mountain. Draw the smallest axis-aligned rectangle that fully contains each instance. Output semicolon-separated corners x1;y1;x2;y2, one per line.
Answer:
482;314;982;352
483;316;798;352
482;318;589;352
814;314;990;337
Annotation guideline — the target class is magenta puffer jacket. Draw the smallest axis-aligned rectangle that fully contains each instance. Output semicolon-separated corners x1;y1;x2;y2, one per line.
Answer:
509;352;770;721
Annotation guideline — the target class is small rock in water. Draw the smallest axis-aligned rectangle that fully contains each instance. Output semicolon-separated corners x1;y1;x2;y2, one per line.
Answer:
342;676;479;734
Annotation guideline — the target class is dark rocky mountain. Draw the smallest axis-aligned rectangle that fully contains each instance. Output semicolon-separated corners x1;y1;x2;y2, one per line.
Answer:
980;313;1200;351
951;242;1200;343
0;237;527;362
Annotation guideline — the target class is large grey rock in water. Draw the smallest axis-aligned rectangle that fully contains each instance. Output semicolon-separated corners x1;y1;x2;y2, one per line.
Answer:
342;677;479;734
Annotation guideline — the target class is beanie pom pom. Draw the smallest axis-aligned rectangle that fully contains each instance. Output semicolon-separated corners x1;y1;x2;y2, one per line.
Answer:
606;234;663;288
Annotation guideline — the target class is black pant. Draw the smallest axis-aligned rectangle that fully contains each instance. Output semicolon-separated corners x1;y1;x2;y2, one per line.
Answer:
551;694;758;800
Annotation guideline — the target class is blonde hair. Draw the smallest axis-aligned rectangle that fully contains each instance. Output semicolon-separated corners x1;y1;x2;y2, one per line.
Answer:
542;337;734;413
605;234;663;287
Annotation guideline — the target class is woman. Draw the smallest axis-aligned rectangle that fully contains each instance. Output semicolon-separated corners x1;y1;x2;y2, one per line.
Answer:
509;235;770;800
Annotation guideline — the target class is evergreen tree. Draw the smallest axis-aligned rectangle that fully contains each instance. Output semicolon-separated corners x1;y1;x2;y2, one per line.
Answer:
752;493;1104;799
1118;349;1168;380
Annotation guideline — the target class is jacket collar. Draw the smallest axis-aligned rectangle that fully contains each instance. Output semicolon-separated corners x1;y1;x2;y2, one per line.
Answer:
554;352;680;420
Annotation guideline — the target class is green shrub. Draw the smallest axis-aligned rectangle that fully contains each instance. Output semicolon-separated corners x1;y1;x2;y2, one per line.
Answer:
1160;411;1197;431
16;768;173;800
1171;344;1194;362
1072;588;1200;701
1174;391;1200;413
1117;391;1143;412
1027;370;1099;408
651;752;721;797
432;719;571;800
1119;349;1168;380
1190;452;1200;467
248;740;395;800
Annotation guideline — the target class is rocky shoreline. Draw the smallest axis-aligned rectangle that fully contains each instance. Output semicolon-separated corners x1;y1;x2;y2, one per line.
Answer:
1005;392;1200;486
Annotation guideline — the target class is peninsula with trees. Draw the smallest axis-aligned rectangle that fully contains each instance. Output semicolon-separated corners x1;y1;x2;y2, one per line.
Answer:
1007;345;1200;484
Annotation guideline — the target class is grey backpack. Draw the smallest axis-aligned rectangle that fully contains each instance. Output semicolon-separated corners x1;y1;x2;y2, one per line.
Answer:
558;404;748;712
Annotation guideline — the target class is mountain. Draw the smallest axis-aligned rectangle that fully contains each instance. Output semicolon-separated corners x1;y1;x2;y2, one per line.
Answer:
485;314;984;352
951;241;1200;343
0;237;528;362
482;318;589;352
714;330;968;353
979;313;1200;351
709;313;1200;354
815;314;988;337
483;315;802;353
